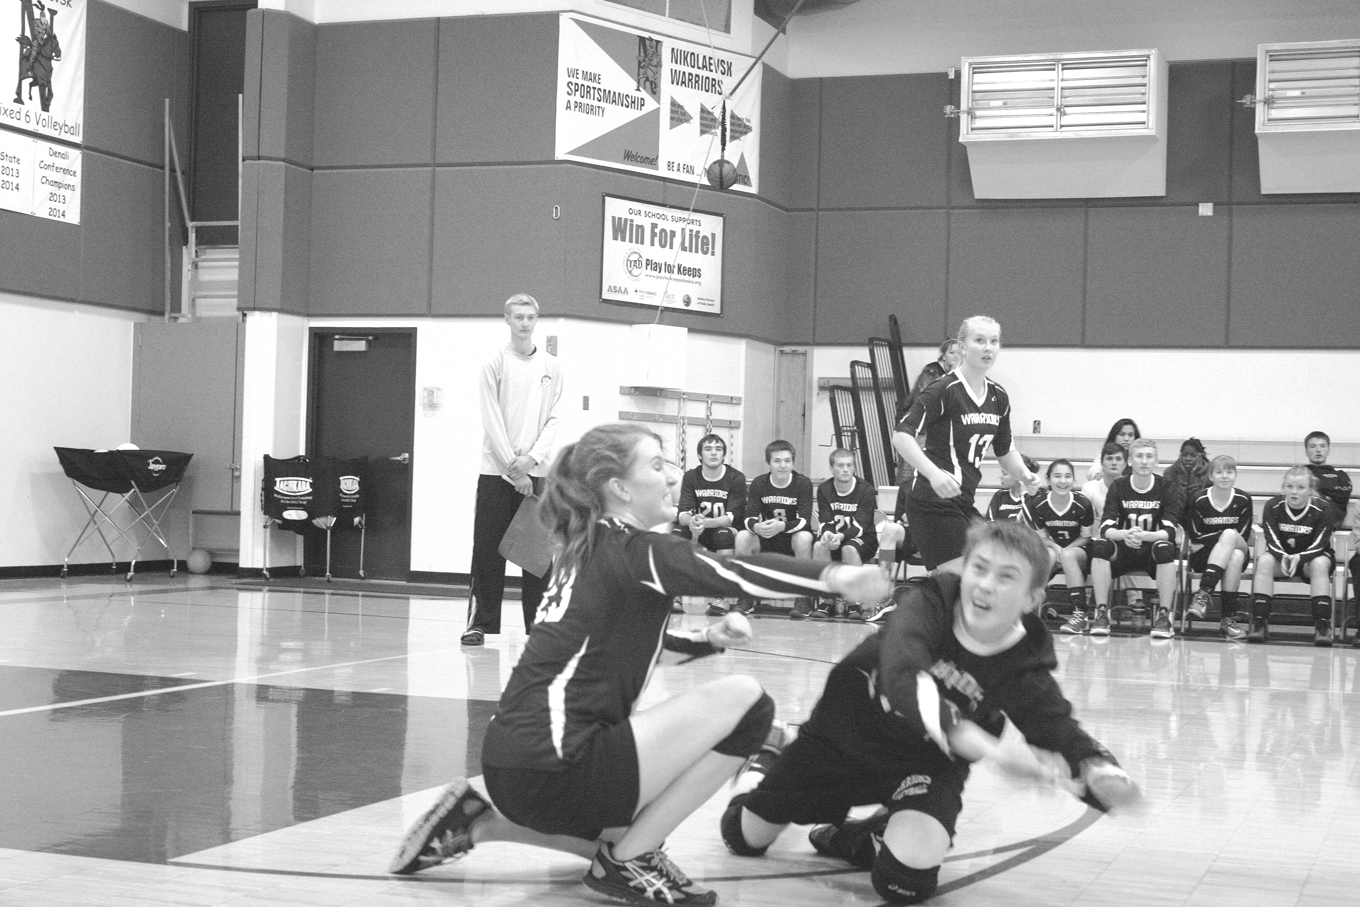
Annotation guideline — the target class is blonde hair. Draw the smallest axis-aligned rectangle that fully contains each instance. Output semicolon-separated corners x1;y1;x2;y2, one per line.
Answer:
957;315;1000;344
504;293;539;316
1282;465;1317;492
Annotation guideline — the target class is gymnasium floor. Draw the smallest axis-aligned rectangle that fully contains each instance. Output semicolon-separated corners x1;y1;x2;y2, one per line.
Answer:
2;575;1359;906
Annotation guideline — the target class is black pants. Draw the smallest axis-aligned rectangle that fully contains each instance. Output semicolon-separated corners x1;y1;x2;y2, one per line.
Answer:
468;474;546;634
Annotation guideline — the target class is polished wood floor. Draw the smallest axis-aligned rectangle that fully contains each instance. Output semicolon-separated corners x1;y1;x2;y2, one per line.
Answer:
2;575;1359;906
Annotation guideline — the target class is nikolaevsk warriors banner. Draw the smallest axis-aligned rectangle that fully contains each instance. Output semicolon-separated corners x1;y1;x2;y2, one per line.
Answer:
1;0;85;143
557;13;761;194
601;195;724;314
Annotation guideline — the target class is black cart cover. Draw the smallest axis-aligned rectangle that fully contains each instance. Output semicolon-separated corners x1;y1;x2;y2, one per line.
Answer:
262;455;324;534
56;448;193;494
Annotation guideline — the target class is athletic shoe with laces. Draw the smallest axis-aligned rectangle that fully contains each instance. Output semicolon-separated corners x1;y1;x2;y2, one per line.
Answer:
1186;589;1211;621
845;602;864;621
1150;607;1174;639
1246;616;1269;643
460;628;485;647
809;599;833;620
388;778;491;874
583;842;716;906
1060;609;1088;635
704;600;728;617
864;601;896;623
808;813;888;870
732;597;756;616
790;598;813;620
1219;614;1247;640
1314;618;1334;647
1089;607;1110;637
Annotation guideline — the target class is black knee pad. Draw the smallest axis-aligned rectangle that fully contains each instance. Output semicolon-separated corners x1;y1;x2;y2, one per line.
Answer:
710;527;736;550
872;849;939;904
1090;538;1114;561
1151;540;1175;564
720;795;768;857
714;691;775;758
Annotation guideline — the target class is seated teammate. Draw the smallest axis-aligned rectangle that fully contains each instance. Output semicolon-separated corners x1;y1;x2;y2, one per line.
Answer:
987;454;1040;522
719;521;1140;905
1080;443;1126;521
812;448;880;619
1183;456;1253;639
1088;438;1180;639
736;440;816;617
1248;466;1336;646
673;433;748;616
1024;459;1095;633
1304;430;1352;521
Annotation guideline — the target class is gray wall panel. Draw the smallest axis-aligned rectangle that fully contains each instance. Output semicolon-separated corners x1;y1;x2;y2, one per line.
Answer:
815;209;949;345
1086;206;1230;347
238;160;260;309
1229;204;1360;348
257;11;316;167
759;66;793;210
247;162;310;315
788;79;821;211
243;10;262;158
559;168;665;322
947;208;1086;346
281;165;313;314
819;74;948;210
0;210;81;300
313;21;437;167
431;165;565;317
786;212;817;343
1164;62;1232;206
436;15;557;164
310;169;432;315
77;154;163;312
84;1;183;166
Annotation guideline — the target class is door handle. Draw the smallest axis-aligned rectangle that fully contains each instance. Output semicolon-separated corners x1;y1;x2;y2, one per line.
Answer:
390;453;411;465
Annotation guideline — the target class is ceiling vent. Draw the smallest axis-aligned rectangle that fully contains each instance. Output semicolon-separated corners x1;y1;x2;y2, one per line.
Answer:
1250;39;1360;194
953;49;1168;199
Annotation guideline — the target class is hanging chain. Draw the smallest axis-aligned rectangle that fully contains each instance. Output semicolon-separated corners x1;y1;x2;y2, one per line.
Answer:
677;391;688;471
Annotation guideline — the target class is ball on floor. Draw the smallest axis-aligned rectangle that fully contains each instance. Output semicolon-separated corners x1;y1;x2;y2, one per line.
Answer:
186;549;213;574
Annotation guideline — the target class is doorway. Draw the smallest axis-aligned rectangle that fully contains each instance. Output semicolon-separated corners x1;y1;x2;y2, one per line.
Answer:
306;329;416;580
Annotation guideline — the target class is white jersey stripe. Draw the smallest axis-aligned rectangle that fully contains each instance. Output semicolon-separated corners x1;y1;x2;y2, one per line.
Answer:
548;636;590;760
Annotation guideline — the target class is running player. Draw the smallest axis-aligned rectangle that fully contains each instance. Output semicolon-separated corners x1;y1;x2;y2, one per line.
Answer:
674;433;748;616
987;455;1040;522
389;424;888;906
1248;465;1336;646
1025;459;1095;633
893;315;1039;576
737;440;816;618
719;521;1139;905
1088;438;1180;639
1183;456;1253;639
812;448;879;619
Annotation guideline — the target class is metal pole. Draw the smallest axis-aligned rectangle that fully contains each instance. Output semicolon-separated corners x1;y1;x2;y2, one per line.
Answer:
163;98;172;322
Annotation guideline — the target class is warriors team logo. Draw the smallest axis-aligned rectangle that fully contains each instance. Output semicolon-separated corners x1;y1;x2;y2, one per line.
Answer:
274;477;312;496
635;35;661;100
14;0;60;111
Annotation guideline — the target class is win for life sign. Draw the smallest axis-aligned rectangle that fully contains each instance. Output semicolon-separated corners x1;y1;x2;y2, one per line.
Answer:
601;195;723;315
0;0;86;144
0;126;79;222
557;13;761;194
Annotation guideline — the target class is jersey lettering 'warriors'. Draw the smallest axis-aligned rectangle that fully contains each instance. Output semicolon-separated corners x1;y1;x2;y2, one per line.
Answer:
898;373;1013;502
1185;488;1253;547
744;472;814;534
677;464;747;524
1023;491;1095;547
987;489;1029;523
1261;495;1333;559
816;477;878;548
1099;474;1179;544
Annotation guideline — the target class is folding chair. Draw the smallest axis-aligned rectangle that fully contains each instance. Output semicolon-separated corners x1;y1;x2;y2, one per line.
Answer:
55;447;193;581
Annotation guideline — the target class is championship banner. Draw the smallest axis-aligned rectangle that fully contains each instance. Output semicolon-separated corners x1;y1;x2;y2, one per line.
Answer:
601;195;723;314
0;0;85;143
557;13;761;194
0;125;79;222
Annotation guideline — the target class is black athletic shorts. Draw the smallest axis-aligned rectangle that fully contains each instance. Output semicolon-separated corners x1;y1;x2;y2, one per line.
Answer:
674;525;737;551
1106;542;1165;580
759;533;796;556
1188;539;1250;574
1270;548;1335;578
903;492;980;571
483;720;640;840
742;730;966;838
828;535;877;562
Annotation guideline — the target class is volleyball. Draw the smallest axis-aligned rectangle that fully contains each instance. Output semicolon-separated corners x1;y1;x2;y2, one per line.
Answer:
186;548;213;574
706;158;738;190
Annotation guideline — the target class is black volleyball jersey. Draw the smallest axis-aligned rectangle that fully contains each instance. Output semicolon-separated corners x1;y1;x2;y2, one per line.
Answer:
817;477;878;546
1023;491;1095;547
987;488;1029;523
1306;464;1352;520
677;464;747;525
897;372;1014;502
1261;496;1334;559
482;519;834;771
744;471;814;534
1185;488;1253;548
1099;474;1180;544
800;574;1112;774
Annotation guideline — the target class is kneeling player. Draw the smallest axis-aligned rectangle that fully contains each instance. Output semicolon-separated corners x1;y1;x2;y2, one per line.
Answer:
719;521;1138;905
1248;465;1336;646
1183;456;1253;639
812;448;879;619
675;434;748;615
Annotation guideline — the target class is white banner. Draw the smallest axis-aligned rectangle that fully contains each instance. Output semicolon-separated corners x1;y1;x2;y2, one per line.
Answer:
0;126;80;222
0;0;86;143
601;195;723;314
557;13;761;193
